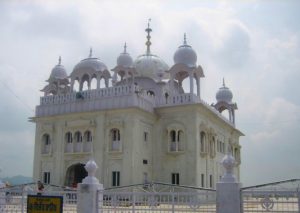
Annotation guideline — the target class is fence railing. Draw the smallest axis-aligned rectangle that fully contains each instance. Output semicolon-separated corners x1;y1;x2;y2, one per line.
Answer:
241;179;300;213
242;190;300;212
98;190;216;213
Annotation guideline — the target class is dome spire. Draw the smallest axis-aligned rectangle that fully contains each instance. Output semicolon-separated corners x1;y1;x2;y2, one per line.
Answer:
123;42;127;54
145;18;152;55
183;33;187;45
223;77;226;87
89;47;93;58
58;56;61;65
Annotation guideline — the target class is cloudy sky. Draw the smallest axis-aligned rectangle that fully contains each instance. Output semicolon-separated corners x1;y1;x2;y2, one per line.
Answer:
0;0;299;186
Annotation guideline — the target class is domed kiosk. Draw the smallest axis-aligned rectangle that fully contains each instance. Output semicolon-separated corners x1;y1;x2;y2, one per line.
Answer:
213;79;237;124
70;48;111;91
41;56;70;96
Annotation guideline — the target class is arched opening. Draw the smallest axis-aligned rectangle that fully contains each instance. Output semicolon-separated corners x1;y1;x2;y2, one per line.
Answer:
100;78;106;89
73;79;80;92
65;163;87;187
42;133;51;154
91;76;97;90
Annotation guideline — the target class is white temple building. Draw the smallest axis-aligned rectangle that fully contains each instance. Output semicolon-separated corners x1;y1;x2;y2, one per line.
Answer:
31;22;243;189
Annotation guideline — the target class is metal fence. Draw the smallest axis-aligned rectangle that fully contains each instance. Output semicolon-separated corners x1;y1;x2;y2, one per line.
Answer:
0;183;77;213
241;179;300;213
99;183;216;212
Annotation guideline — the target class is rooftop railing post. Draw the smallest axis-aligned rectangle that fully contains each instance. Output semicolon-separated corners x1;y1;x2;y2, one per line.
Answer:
216;153;242;213
77;160;103;213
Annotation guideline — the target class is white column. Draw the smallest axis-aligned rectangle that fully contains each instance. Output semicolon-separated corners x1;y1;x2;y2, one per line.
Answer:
77;160;103;213
189;73;194;95
216;154;242;213
70;80;74;92
196;77;201;98
97;77;100;89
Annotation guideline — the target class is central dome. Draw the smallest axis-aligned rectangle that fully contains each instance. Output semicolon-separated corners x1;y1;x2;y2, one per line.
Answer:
133;20;169;81
133;53;169;81
73;57;107;73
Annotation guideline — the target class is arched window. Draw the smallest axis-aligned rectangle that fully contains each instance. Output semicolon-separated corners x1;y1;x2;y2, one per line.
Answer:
83;131;92;152
210;137;216;157
42;134;51;154
110;129;121;151
84;131;92;142
170;130;176;143
65;132;73;143
168;129;184;152
74;131;82;152
74;131;82;142
200;131;206;153
65;132;73;153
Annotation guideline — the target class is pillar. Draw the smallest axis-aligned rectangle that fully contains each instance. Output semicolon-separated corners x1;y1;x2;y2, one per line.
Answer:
77;160;103;213
216;154;242;213
189;73;194;95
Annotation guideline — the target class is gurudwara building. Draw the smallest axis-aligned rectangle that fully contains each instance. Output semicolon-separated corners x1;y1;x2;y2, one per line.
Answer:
31;23;243;189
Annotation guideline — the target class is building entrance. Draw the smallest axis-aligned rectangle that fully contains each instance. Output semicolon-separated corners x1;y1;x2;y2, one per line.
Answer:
65;163;87;187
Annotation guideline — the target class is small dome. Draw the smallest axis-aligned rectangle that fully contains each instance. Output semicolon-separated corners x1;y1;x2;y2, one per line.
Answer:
173;34;197;67
117;43;133;67
134;53;169;81
50;56;68;80
216;79;233;103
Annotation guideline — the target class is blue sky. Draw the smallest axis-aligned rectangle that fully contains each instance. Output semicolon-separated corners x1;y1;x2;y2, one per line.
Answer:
0;0;299;186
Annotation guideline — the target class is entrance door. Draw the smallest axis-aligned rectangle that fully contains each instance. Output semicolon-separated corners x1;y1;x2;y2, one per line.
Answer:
65;163;87;187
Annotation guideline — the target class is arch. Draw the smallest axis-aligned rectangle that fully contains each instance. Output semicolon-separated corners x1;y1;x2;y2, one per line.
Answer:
74;131;82;152
65;163;87;187
110;128;121;151
91;76;97;90
99;77;106;89
65;132;73;153
41;133;51;154
83;130;92;152
200;131;206;153
73;78;80;92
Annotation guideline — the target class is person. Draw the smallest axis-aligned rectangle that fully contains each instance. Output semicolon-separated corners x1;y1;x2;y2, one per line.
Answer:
37;181;44;195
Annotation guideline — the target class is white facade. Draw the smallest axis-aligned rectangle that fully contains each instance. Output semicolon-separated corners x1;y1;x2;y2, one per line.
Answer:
31;23;243;189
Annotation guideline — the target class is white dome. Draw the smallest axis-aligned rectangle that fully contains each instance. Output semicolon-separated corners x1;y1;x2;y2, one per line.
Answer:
50;57;68;80
117;53;133;67
134;53;169;81
173;35;197;67
117;43;133;67
73;57;107;73
216;81;233;103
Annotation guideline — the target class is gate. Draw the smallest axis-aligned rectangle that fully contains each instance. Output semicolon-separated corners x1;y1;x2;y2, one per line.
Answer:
241;179;300;213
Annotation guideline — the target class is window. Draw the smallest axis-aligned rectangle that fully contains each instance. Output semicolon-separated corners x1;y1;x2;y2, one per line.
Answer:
171;173;180;185
209;175;213;188
143;172;148;184
42;134;51;154
74;131;82;142
169;130;184;152
112;129;120;141
170;130;176;142
43;172;50;184
201;174;205;187
112;171;120;187
143;159;148;165
110;129;121;151
144;132;148;142
66;132;72;143
84;131;92;142
200;132;206;153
